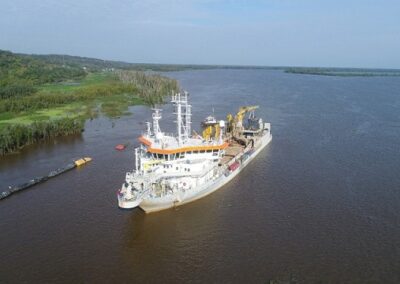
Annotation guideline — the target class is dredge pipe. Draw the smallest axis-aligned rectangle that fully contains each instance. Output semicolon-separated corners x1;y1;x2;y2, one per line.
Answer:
0;157;92;201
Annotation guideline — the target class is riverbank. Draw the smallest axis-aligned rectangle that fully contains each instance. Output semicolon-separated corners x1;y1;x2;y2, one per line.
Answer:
0;70;178;155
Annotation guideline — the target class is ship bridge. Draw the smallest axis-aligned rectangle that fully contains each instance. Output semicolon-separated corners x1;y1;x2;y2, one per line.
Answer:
138;135;228;155
138;91;228;159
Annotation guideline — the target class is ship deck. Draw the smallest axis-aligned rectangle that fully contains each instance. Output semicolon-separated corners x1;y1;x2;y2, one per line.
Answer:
220;140;245;166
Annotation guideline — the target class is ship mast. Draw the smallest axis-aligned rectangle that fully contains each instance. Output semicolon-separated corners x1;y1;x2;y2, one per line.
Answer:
152;108;162;137
183;91;191;141
172;91;192;146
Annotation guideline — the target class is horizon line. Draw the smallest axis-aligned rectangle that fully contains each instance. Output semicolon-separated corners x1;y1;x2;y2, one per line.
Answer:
4;49;400;71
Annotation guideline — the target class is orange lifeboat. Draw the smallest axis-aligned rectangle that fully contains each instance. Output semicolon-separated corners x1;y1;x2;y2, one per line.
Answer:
115;144;126;151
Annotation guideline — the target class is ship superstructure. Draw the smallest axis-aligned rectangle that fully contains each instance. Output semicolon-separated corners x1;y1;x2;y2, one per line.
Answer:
118;91;272;212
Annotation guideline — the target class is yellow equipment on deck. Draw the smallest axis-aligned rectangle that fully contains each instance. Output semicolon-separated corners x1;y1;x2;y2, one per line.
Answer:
226;105;259;134
226;113;234;133
235;106;259;127
202;124;221;140
202;125;213;140
214;124;220;140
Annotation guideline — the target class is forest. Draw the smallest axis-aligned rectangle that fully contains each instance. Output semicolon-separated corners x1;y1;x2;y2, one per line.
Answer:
0;50;86;98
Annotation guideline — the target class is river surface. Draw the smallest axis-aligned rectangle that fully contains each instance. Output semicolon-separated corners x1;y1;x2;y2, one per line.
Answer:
1;69;400;283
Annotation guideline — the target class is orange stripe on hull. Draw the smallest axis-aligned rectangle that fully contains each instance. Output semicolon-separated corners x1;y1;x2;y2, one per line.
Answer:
138;136;229;154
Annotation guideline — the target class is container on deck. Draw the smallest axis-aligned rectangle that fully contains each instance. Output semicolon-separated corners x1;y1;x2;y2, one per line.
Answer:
228;161;240;171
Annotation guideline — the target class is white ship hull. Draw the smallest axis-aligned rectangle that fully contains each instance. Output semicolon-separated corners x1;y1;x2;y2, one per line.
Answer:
139;133;272;213
117;92;272;213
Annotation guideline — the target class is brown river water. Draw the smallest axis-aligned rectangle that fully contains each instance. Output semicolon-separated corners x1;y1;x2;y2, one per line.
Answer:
1;69;400;283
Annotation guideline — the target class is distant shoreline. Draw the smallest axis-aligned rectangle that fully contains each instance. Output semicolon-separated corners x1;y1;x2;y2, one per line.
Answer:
7;49;400;75
284;67;400;77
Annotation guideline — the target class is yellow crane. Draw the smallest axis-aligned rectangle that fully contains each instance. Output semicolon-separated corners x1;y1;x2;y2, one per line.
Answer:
202;125;213;140
235;105;259;128
214;124;220;140
226;113;234;133
202;124;221;140
226;105;259;134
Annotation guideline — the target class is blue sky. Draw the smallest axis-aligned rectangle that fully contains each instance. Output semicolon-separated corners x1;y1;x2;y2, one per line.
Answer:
1;0;399;68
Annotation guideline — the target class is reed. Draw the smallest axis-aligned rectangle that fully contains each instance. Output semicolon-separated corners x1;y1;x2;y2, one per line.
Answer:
0;67;179;154
0;118;84;155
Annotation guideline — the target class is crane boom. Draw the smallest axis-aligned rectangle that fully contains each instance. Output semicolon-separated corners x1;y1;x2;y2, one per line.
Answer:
235;105;259;129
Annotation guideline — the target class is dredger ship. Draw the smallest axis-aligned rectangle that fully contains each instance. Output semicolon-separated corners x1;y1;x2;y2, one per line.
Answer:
118;91;272;212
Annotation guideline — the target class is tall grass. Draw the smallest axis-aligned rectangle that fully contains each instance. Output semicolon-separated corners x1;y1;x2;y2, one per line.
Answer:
0;118;84;155
0;83;137;113
0;70;179;154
